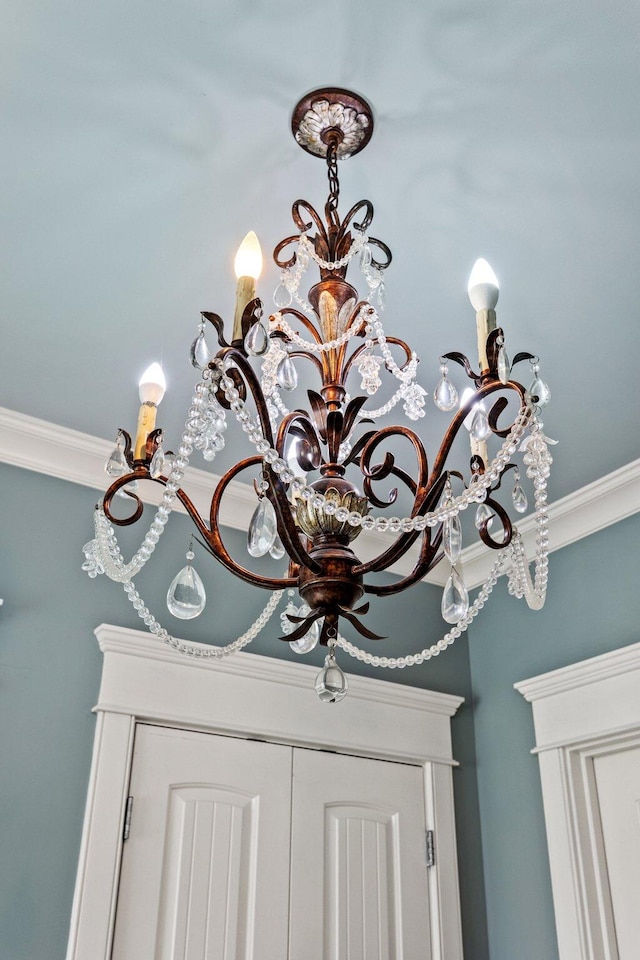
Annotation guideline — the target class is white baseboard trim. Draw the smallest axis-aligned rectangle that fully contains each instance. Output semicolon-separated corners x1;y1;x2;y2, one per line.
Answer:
2;406;639;589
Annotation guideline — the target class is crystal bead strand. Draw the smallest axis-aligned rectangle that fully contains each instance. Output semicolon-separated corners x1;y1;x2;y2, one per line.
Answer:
336;553;506;668
121;578;284;657
215;359;533;532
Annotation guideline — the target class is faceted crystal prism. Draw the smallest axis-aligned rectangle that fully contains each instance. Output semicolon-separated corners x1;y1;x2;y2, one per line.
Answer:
273;281;292;309
247;497;278;557
105;443;128;477
149;445;166;478
269;535;285;560
470;407;491;441
276;355;298;391
290;618;321;654
512;480;529;514
443;514;462;564
497;346;511;385
315;652;348;702
434;375;458;412
475;503;495;530
190;330;211;370
166;565;206;619
244;321;269;357
529;377;551;408
441;567;469;624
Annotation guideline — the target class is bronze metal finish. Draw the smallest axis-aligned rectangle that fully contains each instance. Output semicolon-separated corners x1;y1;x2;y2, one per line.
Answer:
101;91;535;649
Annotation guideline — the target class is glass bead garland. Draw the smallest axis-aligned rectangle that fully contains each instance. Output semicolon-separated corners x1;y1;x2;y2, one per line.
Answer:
86;306;551;671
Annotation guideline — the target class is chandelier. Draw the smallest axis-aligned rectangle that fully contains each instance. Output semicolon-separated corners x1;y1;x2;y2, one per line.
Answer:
83;88;553;702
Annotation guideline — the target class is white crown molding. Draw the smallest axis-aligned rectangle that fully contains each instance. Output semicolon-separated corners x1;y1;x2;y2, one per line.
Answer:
2;405;639;588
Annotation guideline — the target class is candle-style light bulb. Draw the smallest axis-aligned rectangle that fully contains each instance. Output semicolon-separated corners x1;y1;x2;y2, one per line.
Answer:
468;258;499;312
232;231;263;342
134;362;166;459
234;230;263;281
138;362;167;405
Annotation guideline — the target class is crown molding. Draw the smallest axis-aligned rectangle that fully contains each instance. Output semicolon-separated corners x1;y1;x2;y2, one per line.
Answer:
2;406;639;589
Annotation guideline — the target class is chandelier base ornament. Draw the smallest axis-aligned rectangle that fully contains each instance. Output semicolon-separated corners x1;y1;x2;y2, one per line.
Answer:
84;88;554;701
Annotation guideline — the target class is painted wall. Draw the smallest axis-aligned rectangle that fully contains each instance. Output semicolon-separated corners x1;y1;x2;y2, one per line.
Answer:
0;462;488;960
469;511;640;960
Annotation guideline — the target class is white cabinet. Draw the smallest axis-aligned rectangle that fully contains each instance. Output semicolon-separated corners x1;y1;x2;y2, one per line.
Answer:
67;625;465;960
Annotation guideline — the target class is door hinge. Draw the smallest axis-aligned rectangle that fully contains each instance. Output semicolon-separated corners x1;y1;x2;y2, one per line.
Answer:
123;796;134;841
426;829;436;868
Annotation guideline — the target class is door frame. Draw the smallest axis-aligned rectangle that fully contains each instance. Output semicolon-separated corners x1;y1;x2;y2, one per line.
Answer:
516;640;640;960
67;623;465;960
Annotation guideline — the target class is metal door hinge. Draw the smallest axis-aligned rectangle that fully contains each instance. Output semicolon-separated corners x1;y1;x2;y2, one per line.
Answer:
426;829;436;868
123;796;134;841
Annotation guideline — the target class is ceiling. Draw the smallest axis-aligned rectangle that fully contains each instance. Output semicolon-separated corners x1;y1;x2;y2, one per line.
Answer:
3;0;640;503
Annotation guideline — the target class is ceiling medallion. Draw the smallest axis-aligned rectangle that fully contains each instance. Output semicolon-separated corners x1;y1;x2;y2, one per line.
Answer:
84;89;554;702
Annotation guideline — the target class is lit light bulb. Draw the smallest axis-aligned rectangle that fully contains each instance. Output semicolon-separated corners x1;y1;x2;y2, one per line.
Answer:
234;230;263;280
467;258;499;311
138;363;167;405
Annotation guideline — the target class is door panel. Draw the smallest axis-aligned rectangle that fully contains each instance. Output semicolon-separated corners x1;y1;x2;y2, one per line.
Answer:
593;744;640;960
111;726;292;960
289;750;431;960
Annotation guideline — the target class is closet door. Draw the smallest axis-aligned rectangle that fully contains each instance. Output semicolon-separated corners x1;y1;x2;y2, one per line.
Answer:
289;749;432;960
110;725;292;960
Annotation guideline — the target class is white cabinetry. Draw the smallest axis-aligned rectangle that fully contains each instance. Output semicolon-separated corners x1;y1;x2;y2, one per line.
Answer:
66;625;465;960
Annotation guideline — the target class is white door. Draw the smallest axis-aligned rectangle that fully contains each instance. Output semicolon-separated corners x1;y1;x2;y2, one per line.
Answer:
592;744;640;960
111;725;293;960
289;749;432;960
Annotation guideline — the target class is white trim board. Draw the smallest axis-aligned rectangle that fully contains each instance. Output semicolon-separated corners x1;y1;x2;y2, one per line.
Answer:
66;624;465;960
515;642;640;960
2;405;639;589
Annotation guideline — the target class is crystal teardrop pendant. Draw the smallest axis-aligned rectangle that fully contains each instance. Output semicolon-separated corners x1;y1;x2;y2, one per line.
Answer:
269;535;285;560
443;514;462;564
166;565;206;619
105;442;128;477
475;503;495;530
529;377;551;408
434;375;458;412
244;321;269;357
315;651;348;702
190;330;211;370
470;407;491;441
247;497;278;557
441;567;469;624
512;480;529;514
290;619;321;655
149;445;165;478
276;355;298;391
273;281;292;309
497;346;511;385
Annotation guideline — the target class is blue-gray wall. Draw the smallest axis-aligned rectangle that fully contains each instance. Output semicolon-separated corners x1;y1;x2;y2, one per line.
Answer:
468;511;640;960
0;462;488;960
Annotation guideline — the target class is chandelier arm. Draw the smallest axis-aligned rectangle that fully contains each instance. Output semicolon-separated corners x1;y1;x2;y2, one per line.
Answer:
288;349;324;378
477;496;514;550
201;455;299;589
427;381;525;484
217;347;277;446
291;200;330;254
339;199;374;240
103;470;148;525
264;468;323;573
201;311;230;349
367;236;393;271
353;473;448;577
273;234;305;271
275;412;324;471
359;423;430;511
272;308;324;345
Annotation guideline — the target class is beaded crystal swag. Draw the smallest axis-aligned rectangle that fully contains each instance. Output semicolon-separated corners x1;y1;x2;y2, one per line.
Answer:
83;89;553;702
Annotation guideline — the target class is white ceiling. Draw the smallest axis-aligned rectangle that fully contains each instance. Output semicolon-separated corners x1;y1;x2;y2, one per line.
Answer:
3;0;640;502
